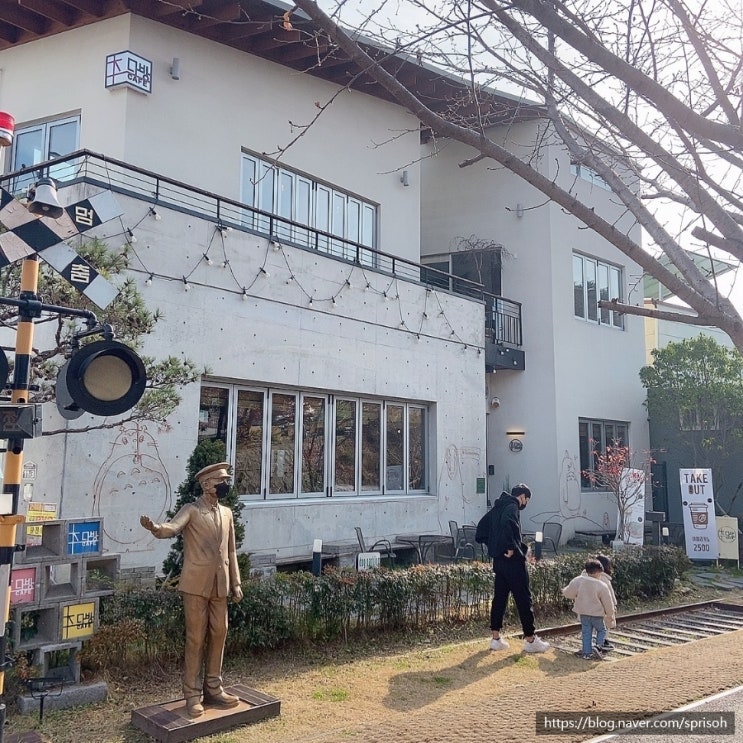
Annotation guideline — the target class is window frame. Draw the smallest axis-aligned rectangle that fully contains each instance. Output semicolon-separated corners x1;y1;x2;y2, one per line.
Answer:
8;114;80;195
573;252;625;329
240;152;379;258
579;418;629;490
199;383;430;501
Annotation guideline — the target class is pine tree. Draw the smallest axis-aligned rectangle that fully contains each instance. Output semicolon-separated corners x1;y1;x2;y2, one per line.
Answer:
161;438;246;580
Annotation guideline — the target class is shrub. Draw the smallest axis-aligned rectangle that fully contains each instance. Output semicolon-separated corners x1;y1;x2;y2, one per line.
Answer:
90;545;691;669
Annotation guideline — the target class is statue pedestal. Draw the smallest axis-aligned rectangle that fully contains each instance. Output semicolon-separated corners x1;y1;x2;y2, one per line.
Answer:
131;684;280;742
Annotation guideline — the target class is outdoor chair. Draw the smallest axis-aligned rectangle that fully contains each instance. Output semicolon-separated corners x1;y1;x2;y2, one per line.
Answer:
460;524;486;560
541;521;562;555
434;520;463;562
355;527;396;564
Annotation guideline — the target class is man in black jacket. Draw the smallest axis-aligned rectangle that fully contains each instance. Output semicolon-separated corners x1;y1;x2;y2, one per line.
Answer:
487;484;550;653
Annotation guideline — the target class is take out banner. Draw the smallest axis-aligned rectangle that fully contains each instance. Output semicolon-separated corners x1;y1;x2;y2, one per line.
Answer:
679;468;719;560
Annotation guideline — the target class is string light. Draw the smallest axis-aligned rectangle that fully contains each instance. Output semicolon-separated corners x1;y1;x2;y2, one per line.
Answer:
222;259;229;268
182;277;190;291
332;296;337;306
149;207;161;220
345;278;352;288
203;253;213;266
145;274;153;286
286;275;295;284
127;228;137;244
308;297;314;306
242;287;249;301
271;240;281;251
259;266;270;278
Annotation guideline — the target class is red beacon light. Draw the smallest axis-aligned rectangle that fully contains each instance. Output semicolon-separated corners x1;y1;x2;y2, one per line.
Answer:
0;111;15;147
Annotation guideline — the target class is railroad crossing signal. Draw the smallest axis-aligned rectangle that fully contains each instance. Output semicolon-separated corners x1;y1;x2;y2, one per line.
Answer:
0;186;122;309
0;404;41;439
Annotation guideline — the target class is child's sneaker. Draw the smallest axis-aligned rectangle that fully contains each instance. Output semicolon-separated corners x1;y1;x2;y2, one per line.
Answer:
601;640;614;651
592;645;605;660
523;635;550;653
574;651;593;660
489;637;510;651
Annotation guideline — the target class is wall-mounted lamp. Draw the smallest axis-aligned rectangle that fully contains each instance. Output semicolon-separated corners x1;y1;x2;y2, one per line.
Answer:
507;430;525;453
490;396;501;408
400;170;410;187
170;57;180;80
516;203;524;218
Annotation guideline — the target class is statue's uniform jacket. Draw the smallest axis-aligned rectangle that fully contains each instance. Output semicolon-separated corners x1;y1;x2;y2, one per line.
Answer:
158;496;241;598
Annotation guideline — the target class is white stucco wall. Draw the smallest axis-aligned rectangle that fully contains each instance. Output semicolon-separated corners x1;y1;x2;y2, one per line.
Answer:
421;121;649;538
0;14;421;264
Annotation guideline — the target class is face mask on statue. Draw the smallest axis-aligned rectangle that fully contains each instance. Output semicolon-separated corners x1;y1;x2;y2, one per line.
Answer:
215;482;230;499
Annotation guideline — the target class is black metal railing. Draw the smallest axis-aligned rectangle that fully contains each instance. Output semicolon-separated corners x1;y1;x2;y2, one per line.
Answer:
1;150;522;347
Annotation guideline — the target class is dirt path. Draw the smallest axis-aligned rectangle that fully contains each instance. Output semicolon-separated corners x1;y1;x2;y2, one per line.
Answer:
9;588;743;742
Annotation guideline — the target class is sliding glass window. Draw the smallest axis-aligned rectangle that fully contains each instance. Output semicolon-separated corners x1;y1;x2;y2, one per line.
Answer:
200;384;430;500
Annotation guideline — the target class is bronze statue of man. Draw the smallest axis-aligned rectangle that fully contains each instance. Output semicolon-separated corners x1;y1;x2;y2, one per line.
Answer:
140;461;243;717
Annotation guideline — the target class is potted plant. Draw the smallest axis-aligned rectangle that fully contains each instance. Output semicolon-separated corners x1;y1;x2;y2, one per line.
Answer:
583;442;652;549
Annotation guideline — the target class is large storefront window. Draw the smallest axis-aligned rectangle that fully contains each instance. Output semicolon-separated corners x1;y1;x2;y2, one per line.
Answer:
199;384;429;499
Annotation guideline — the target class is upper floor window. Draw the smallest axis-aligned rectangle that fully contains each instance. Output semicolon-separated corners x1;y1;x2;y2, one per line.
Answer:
240;153;377;264
8;115;80;195
199;383;429;500
570;162;611;191
579;418;628;489
573;253;624;329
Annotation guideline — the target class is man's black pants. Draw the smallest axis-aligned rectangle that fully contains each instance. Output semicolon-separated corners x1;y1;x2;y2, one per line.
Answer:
490;556;535;637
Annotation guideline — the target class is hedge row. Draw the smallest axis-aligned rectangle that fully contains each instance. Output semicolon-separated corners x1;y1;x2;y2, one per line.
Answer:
80;545;691;670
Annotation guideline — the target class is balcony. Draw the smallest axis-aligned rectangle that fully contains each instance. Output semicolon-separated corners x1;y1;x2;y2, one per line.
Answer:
1;150;523;370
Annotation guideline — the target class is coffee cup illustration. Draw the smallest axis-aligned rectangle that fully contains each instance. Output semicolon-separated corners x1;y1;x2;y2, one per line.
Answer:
688;502;709;529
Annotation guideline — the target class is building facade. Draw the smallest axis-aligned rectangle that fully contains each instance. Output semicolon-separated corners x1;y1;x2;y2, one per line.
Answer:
0;2;649;567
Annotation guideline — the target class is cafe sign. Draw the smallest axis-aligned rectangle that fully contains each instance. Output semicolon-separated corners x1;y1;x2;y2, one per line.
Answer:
105;51;152;94
679;468;719;560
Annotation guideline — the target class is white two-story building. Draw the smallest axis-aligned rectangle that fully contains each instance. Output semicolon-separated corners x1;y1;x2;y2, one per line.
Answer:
0;0;648;568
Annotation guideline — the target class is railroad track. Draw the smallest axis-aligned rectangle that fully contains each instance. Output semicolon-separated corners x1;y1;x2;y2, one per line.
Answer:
539;600;743;660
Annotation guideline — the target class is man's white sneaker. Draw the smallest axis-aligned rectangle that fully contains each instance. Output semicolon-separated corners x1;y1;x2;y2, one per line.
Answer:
523;635;550;653
489;637;510;651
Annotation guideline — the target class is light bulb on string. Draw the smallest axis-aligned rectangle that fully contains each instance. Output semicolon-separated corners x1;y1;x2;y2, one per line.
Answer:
150;207;161;220
127;228;137;244
182;277;190;292
259;266;270;278
203;253;213;266
145;274;153;287
242;288;249;301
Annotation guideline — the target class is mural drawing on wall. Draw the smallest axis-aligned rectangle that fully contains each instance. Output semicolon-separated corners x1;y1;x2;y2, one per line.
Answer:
92;423;171;552
529;450;610;532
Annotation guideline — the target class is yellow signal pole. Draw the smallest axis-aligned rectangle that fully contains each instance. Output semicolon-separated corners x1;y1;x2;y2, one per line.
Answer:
0;255;40;734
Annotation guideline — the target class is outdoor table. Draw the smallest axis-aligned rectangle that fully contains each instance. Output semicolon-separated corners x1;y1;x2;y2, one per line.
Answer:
396;533;452;563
